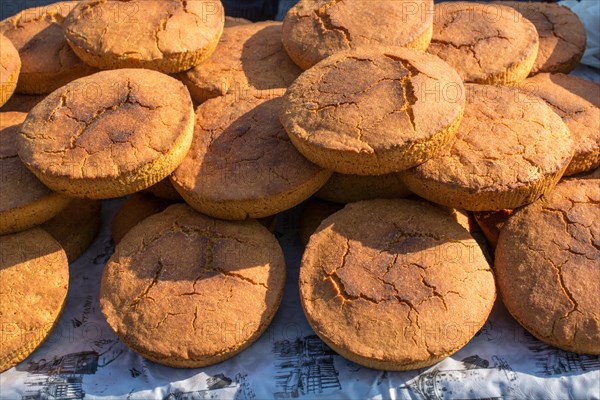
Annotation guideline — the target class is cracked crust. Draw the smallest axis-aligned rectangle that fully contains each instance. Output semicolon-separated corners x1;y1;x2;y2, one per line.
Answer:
402;84;573;211
101;203;286;368
280;47;465;175
0;2;97;94
0;228;69;372
171;94;332;220
179;21;302;103
428;2;539;84
519;73;600;176
300;199;495;370
0;35;20;106
41;199;102;262
495;2;585;75
495;178;600;354
17;69;195;199
64;0;224;73
316;172;411;203
281;0;434;70
0;112;71;234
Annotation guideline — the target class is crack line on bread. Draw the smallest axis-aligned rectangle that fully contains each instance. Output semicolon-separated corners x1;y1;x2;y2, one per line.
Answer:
313;0;350;45
130;259;164;309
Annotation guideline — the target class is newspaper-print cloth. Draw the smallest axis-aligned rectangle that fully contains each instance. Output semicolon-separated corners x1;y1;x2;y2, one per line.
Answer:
1;195;599;400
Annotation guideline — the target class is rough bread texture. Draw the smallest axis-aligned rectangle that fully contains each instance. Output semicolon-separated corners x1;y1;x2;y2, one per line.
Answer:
281;0;434;69
0;228;69;372
18;69;195;199
0;2;96;94
172;94;331;220
520;73;599;176
0;35;20;105
495;1;586;75
101;204;286;368
64;0;224;73
0;112;71;234
495;178;600;354
300;199;496;370
280;47;465;175
402;84;573;211
179;21;302;103
427;2;539;84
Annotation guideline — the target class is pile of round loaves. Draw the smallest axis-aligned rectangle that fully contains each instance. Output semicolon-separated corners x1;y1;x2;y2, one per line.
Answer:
0;0;598;373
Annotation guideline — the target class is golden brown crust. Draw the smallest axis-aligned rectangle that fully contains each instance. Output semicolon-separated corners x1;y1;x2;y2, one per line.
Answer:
316;173;411;203
101;204;286;368
280;47;465;175
281;0;434;69
0;228;69;372
300;199;495;370
495;2;586;75
18;69;195;199
111;193;175;245
402;84;573;211
495;178;600;354
0;2;97;94
428;2;539;84
520;73;600;176
0;35;20;106
179;21;302;103
41;199;102;262
172;94;331;220
64;0;224;73
0;112;71;234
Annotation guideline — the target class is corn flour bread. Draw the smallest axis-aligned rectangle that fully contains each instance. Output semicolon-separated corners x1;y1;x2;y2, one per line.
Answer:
180;21;302;103
224;16;251;27
101;204;286;368
495;1;586;75
473;209;513;250
281;0;434;70
18;69;194;199
41;199;102;262
0;2;96;94
300;199;495;370
402;84;572;211
428;2;539;84
280;47;465;176
0;35;20;106
495;177;599;354
64;0;224;73
172;94;331;220
298;198;343;245
144;179;183;201
0;112;71;234
316;173;411;203
111;193;175;245
520;73;599;176
0;228;69;372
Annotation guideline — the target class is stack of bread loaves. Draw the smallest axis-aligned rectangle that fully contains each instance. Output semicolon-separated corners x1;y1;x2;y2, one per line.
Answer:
0;0;598;373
